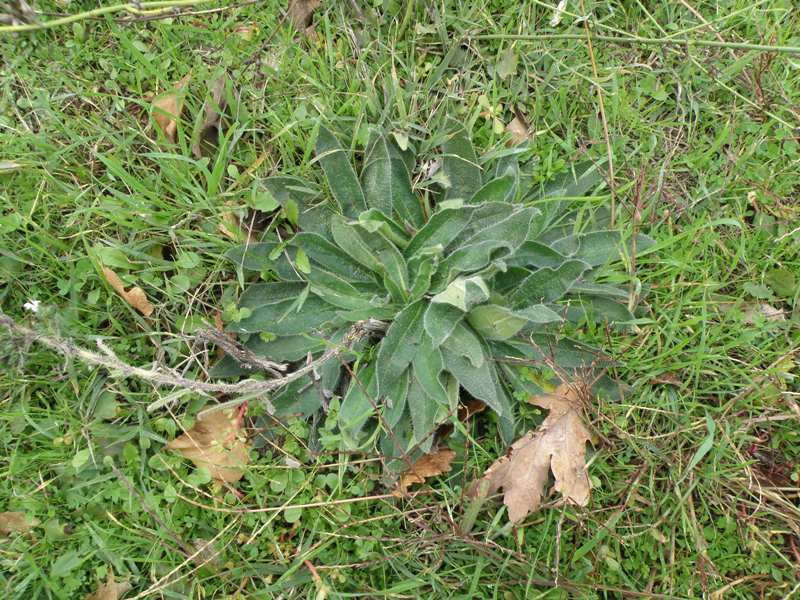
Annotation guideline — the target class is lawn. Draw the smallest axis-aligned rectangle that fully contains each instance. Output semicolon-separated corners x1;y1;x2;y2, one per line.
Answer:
1;0;799;598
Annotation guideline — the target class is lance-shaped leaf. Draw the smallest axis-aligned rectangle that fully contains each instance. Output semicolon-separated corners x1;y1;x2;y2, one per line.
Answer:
466;303;562;340
382;368;410;429
376;300;426;395
431;275;490;312
509;260;590;308
315;125;366;217
330;216;408;300
361;130;424;227
339;363;378;448
441;125;482;202
292;232;377;282
505;241;569;269
224;242;301;280
405;205;472;258
470;174;516;204
305;267;382;310
423;301;463;347
551;230;656;267
232;296;340;335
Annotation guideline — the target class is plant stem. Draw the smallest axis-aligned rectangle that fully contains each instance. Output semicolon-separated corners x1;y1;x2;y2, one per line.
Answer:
474;33;800;56
0;0;217;33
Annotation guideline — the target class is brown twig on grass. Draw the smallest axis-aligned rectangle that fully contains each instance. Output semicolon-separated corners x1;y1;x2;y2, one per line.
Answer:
0;310;384;407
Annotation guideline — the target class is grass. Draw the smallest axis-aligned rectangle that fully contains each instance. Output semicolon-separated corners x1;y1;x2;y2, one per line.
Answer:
1;0;799;597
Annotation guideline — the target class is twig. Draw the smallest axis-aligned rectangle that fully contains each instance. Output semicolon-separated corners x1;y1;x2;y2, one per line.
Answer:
474;33;800;56
0;0;218;33
0;310;384;403
195;327;287;376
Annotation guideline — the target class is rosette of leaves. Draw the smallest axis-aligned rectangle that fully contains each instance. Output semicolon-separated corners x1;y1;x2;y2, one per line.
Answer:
219;123;654;472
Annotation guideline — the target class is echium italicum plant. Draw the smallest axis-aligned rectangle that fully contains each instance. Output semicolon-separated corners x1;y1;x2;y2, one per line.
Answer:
219;121;653;473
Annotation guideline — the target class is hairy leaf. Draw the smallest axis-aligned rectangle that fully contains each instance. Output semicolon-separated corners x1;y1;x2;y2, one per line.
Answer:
423;301;463;347
431;275;490;312
441;125;482;202
509;260;590;307
315;125;366;217
376;300;425;395
362;130;423;226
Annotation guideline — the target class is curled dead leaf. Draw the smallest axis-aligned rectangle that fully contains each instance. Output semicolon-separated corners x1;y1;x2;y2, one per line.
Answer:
469;383;592;523
233;23;258;40
397;448;456;494
192;75;229;159
507;115;530;146
0;511;38;535
166;408;250;484
288;0;320;32
102;267;154;317
84;571;131;600
152;74;191;143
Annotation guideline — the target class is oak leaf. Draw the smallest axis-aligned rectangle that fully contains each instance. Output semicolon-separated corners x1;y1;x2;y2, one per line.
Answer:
84;572;131;600
470;383;592;523
398;448;456;493
166;408;250;483
152;74;191;143
102;267;154;317
0;511;38;535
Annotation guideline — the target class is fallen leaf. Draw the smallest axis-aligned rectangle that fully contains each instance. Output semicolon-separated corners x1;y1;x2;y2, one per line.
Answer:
458;399;486;421
192;75;229;159
469;383;592;523
288;0;320;32
84;571;131;600
166;408;250;483
152;74;191;143
102;267;154;317
397;448;456;493
496;45;518;80
0;511;38;535
507;115;530;146
744;303;786;324
233;23;258;40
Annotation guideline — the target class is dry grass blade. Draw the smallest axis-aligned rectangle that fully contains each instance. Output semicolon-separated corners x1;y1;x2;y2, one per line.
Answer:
166;408;250;483
101;267;154;317
397;448;456;493
152;74;191;143
470;383;592;523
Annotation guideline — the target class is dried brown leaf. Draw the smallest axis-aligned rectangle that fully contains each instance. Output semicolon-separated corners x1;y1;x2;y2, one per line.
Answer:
507;116;530;146
192;75;228;159
102;267;154;317
233;23;258;40
152;74;191;143
470;383;592;523
398;448;456;493
165;408;250;483
744;302;786;324
84;572;131;600
288;0;320;32
0;511;37;535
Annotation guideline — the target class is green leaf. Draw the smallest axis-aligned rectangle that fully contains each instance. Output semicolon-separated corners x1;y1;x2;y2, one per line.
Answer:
467;304;528;340
470;174;516;204
569;282;631;300
516;303;564;323
566;295;635;324
292;232;376;282
441;124;482;202
766;268;797;299
431;275;490;312
239;282;308;309
442;320;485;368
447;202;536;252
408;255;437;300
224;242;300;280
412;333;448;402
405;206;472;258
315;125;366;218
306;267;381;310
495;335;608;370
442;332;509;419
531;161;604;201
382;368;410;429
376;300;426;395
329;216;408;300
423;301;463;347
358;208;411;249
509;260;590;307
361;131;424;227
496;45;518;79
551;231;656;267
262;175;332;237
506;241;568;269
295;247;311;273
407;373;442;453
231;296;340;335
339;363;378;448
272;356;341;417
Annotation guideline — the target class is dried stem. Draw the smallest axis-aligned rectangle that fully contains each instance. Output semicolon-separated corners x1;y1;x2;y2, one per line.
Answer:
0;311;384;407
